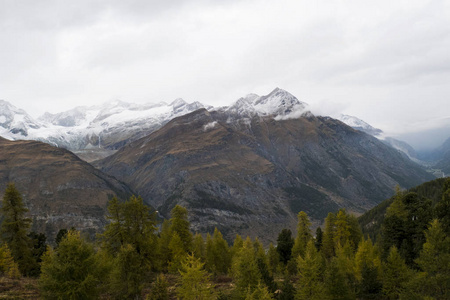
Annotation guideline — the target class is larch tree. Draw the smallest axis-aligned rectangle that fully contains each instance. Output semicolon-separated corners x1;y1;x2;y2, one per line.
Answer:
291;211;312;259
170;205;193;253
0;183;35;276
245;282;274;300
177;254;216;300
412;219;450;299
206;228;231;274
99;195;157;265
39;230;106;299
109;243;148;299
334;209;351;249
296;240;326;300
267;243;280;275
381;246;411;299
322;212;336;260
232;237;261;293
192;233;206;262
0;243;20;279
168;232;187;273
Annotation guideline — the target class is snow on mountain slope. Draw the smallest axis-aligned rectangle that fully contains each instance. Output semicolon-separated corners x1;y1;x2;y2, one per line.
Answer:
0;99;212;155
221;88;309;121
2;88;418;163
338;114;383;136
0;100;41;138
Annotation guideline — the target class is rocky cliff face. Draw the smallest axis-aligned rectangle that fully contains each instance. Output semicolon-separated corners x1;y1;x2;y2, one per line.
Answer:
0;137;133;241
96;109;433;243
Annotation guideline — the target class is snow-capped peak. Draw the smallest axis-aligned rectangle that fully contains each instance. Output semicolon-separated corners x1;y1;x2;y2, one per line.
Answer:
224;88;309;119
0;100;40;138
338;114;383;136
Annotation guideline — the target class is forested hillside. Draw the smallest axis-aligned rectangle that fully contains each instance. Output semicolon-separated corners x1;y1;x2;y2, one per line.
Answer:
358;177;449;241
0;179;449;299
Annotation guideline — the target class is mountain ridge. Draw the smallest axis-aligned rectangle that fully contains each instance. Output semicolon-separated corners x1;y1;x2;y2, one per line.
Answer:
95;106;434;243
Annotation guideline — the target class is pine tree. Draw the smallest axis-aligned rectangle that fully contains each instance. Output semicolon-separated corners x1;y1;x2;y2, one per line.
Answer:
0;183;36;276
354;238;381;281
412;219;450;299
296;240;325;300
435;184;450;235
0;243;20;279
279;271;296;300
291;211;312;259
231;234;244;257
177;254;216;300
39;230;105;299
382;246;410;299
28;231;47;276
109;243;148;299
254;238;276;293
192;233;206;262
170;205;193;252
276;228;294;265
324;259;354;300
267;243;280;275
334;209;351;248
147;274;169;300
245;282;274;299
354;238;382;299
232;237;261;292
315;227;323;251
99;195;157;267
206;228;231;274
382;192;432;265
168;232;187;273
322;212;336;260
325;242;356;300
157;219;172;271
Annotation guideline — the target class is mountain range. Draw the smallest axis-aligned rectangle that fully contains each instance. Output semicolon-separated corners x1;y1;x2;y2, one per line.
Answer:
0;88;447;242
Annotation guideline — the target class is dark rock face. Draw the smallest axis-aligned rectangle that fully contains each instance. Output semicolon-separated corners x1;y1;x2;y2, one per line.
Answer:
96;109;433;244
0;137;133;242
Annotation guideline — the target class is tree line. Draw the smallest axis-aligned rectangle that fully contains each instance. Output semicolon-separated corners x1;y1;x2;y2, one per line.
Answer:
0;180;449;299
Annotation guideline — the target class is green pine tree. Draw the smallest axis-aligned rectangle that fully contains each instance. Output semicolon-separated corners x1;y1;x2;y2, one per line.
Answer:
177;254;216;300
276;228;294;265
381;246;411;299
192;233;206;262
170;205;193;253
0;183;36;276
0;243;20;279
296;240;326;300
291;211;312;259
168;232;187;273
245;282;274;299
147;274;169;300
410;219;450;299
232;237;261;293
39;230;106;299
322;212;336;260
109;243;148;300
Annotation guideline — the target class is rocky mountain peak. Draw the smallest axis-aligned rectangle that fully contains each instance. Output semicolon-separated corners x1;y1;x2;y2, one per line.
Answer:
0;100;40;138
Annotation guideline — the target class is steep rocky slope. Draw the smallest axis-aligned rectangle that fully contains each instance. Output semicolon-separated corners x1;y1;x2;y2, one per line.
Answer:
96;108;433;243
0;137;133;241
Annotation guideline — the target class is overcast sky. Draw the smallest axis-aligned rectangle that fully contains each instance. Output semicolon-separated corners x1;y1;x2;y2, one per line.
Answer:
1;0;449;149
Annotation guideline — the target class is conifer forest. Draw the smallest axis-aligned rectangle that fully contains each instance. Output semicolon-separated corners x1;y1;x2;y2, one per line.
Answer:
0;178;449;299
